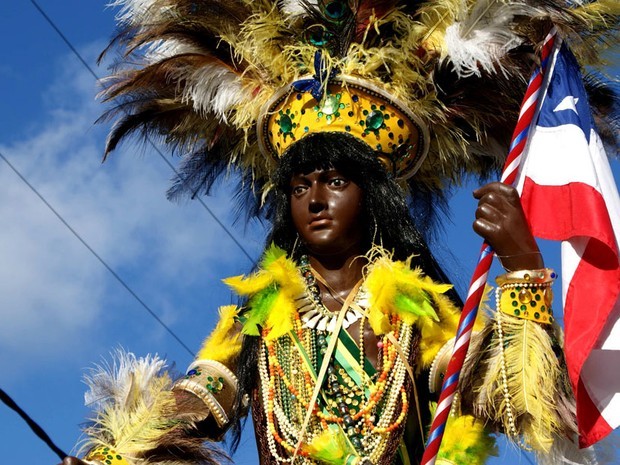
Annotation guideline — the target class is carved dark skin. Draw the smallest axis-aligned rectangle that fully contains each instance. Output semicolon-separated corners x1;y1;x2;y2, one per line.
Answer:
58;174;540;464
289;169;379;365
473;182;544;271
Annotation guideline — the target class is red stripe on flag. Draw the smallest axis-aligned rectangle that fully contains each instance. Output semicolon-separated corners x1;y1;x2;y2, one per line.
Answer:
521;177;620;446
569;238;618;446
520;178;617;249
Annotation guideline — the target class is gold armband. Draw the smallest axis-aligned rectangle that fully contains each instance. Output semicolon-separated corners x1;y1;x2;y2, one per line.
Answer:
173;359;238;428
496;268;556;325
84;446;130;465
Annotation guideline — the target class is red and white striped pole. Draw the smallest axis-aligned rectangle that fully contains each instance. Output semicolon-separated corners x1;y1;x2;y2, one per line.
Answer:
420;27;558;465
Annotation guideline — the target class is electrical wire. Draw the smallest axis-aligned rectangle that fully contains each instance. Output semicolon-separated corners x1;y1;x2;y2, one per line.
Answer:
0;150;195;357
0;388;67;461
29;0;255;266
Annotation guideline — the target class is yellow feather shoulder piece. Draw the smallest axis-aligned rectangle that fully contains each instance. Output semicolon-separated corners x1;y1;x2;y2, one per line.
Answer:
223;244;304;298
196;305;241;364
223;244;305;340
363;247;461;368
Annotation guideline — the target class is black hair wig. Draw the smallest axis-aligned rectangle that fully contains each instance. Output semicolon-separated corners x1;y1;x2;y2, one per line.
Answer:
269;132;458;286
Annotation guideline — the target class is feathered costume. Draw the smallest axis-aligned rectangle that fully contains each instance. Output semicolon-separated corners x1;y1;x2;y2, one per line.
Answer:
75;1;620;464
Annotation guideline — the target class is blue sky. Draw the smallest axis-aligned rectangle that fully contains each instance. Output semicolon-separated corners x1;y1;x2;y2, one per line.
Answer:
0;2;618;465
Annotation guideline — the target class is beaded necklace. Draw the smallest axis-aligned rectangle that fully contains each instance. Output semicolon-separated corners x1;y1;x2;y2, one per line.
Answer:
297;255;365;331
259;258;414;464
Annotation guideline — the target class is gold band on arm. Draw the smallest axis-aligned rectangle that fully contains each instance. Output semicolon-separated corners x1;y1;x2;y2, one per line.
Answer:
173;359;239;428
496;268;556;325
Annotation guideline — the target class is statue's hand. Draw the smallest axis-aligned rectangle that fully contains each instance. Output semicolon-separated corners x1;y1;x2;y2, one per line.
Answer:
57;458;87;465
473;182;544;271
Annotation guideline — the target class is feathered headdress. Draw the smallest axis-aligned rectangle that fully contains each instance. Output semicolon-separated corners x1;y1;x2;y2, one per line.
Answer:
98;0;619;206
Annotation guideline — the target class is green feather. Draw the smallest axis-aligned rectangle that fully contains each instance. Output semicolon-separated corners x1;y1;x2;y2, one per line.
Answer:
242;285;279;335
394;292;439;321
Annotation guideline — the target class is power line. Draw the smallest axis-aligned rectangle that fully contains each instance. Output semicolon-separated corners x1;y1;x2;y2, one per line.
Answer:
29;0;255;265
0;150;195;358
0;388;67;461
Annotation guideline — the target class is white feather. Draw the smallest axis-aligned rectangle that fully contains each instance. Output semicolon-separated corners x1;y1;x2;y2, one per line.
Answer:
443;1;535;78
107;0;160;25
444;23;521;77
144;38;193;63
537;436;598;465
83;349;168;410
279;0;316;18
183;64;252;123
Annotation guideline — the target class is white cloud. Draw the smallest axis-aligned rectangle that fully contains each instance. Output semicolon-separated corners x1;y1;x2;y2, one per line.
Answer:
0;48;264;377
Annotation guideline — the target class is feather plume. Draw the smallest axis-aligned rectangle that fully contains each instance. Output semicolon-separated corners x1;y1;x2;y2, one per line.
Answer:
99;0;619;216
363;246;463;368
436;413;498;464
467;312;577;453
80;349;227;464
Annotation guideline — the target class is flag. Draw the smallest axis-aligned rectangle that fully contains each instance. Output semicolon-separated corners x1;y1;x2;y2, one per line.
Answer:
515;44;620;447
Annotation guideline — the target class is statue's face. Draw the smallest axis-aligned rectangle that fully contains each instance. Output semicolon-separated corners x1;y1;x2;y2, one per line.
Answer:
289;168;364;257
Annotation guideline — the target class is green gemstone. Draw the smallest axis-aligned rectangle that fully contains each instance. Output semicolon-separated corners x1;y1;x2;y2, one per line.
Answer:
366;110;384;130
514;310;520;316
511;301;518;307
322;95;340;115
534;312;540;319
279;114;293;132
520;304;527;311
510;292;516;298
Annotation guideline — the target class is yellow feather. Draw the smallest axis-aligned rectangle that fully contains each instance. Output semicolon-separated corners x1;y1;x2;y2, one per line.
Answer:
81;353;182;457
302;425;358;464
265;291;297;340
363;246;461;368
223;272;273;296
196;305;241;364
265;254;306;298
437;413;497;465
476;313;575;452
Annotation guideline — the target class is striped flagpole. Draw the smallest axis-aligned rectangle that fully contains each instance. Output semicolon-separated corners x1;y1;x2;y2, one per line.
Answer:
420;27;558;465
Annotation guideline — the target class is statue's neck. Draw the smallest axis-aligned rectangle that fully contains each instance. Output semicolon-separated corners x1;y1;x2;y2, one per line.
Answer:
308;250;367;304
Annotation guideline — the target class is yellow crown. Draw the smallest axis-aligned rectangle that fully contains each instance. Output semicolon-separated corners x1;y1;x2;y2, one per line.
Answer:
258;76;429;180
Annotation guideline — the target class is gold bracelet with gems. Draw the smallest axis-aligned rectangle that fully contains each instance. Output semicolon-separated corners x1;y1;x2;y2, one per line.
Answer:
496;268;556;324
